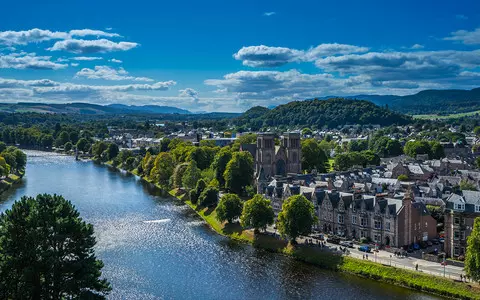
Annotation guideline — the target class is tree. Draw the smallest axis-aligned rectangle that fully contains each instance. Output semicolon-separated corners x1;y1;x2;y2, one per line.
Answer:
216;194;243;223
211;147;232;187
460;180;477;191
0;142;6;153
76;138;89;152
12;149;26;171
429;141;445;159
150;152;175;186
397;174;409;181
465;217;480;281
198;186;219;207
54;131;70;148
348;140;368;152
92;141;108;159
106;143;119;161
64;142;73;152
334;153;351;171
301;139;328;172
224;151;254;194
182;160;202;189
474;126;480;137
172;162;189;188
240;194;274;233
0;194;111;299
404;140;432;158
277;195;316;242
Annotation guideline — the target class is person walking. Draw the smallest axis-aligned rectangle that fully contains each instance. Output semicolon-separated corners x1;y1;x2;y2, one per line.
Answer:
415;263;418;271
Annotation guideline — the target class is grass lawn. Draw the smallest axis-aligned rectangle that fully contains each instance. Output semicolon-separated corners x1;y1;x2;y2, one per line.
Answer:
414;110;480;120
182;198;254;243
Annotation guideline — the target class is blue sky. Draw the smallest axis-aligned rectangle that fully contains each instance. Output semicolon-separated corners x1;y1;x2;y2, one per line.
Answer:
0;0;479;112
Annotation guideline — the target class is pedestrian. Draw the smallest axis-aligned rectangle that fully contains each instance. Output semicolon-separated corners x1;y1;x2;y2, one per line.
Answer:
415;263;418;271
363;254;365;260
460;274;463;282
366;254;368;260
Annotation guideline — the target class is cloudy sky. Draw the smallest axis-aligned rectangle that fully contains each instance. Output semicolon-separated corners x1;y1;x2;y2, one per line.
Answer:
0;0;479;112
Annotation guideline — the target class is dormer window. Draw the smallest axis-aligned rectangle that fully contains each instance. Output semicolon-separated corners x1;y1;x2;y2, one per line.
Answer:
476;205;480;213
454;203;465;210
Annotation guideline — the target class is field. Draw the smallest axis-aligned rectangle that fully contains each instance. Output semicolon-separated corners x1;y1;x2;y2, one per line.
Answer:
413;110;480;120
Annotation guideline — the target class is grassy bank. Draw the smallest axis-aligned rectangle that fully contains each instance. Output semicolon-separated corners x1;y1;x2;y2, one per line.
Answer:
0;172;24;195
169;188;254;243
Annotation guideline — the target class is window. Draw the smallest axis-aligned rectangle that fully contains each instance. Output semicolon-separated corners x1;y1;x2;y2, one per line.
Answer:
454;247;460;256
455;203;465;210
386;222;391;231
461;231;465;240
374;220;381;229
360;231;366;238
454;231;460;240
454;217;460;225
361;218;367;227
338;214;344;224
374;234;380;242
476;205;480;213
352;206;356;213
352;215;357;225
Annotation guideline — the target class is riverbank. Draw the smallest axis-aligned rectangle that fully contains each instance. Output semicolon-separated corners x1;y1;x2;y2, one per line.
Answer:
0;173;24;195
168;188;480;300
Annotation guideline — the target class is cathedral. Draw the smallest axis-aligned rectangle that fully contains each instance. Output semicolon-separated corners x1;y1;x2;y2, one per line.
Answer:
241;132;302;193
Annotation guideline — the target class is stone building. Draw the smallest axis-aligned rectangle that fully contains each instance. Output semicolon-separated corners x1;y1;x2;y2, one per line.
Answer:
444;191;480;258
241;132;302;193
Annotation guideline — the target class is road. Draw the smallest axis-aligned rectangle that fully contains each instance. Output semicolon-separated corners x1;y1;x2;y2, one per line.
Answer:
266;226;466;280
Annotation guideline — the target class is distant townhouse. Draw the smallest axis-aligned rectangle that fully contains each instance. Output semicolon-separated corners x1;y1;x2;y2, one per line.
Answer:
444;191;480;258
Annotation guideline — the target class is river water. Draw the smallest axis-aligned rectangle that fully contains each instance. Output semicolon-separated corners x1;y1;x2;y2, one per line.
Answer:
0;151;440;300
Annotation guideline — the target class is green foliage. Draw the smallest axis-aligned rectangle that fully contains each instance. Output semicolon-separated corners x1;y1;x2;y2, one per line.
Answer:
216;193;243;223
277;195;316;241
189;189;199;204
348;140;368;152
369;136;403;157
141;152;155;177
92;141;108;159
198;186;219;207
188;146;218;170
301;139;328;172
54;131;70;148
106;143;119;161
460;179;477;191
211;147;232;187
0;142;6;153
333;150;380;171
404;140;432;158
231;133;257;151
237;99;410;128
64;141;73;152
150;152;175;187
465;217;480;282
201;167;215;183
76;138;89;152
0;194;111;299
301;127;312;136
240;194;274;232
397;174;409;181
429;141;445;159
182;160;201;189
473;126;480;137
224;151;254;194
172;162;189;188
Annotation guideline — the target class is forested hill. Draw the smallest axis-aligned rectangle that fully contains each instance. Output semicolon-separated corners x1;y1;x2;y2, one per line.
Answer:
236;98;411;129
343;88;480;115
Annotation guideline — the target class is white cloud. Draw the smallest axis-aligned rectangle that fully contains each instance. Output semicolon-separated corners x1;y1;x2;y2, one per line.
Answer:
109;58;122;63
71;63;79;67
0;78;60;88
72;56;103;61
69;29;120;38
0;28;121;45
75;66;154;82
263;12;276;16
410;44;424;49
0;52;68;70
48;39;139;54
34;81;176;94
233;43;368;67
179;88;199;103
444;27;480;45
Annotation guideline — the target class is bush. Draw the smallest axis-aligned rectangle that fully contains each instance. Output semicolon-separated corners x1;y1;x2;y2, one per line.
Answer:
190;189;199;205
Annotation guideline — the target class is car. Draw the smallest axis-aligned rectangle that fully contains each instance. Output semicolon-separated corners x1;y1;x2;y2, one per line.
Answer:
439;238;445;243
327;236;341;244
358;245;371;252
340;241;354;248
431;239;439;245
427;241;433;247
413;243;420;250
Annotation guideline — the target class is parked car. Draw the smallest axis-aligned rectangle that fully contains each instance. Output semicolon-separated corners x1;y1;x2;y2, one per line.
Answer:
431;239;439;245
327;236;341;244
413;243;420;250
358;245;371;252
340;241;354;248
427;241;433;247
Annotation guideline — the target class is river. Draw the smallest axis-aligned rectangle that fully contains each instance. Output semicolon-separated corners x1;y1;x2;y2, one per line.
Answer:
0;151;440;299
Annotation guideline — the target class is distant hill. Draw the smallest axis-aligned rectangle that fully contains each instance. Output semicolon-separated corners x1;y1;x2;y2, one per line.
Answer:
236;98;411;129
0;102;191;115
321;88;480;115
